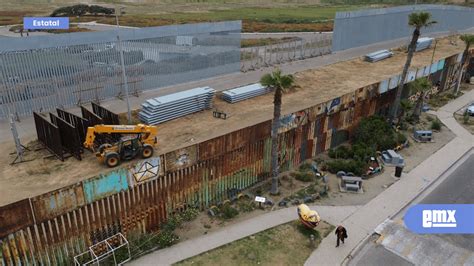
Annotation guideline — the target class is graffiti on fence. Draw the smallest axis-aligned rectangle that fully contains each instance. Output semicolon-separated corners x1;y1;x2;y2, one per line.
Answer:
129;156;163;185
165;145;198;172
279;110;309;134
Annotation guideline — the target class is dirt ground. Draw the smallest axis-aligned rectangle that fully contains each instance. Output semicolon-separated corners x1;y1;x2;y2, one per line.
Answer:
0;36;463;206
175;220;334;266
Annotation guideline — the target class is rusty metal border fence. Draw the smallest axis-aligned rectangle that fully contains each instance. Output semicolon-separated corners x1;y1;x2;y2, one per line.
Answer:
0;52;463;265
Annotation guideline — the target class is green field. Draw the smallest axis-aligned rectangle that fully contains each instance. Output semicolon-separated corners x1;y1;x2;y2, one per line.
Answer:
175;220;335;266
0;0;460;32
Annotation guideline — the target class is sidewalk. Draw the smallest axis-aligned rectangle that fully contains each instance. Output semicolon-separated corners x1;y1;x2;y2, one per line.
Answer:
129;205;361;265
304;90;474;266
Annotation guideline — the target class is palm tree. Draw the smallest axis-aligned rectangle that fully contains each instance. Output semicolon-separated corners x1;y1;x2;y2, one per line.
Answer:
399;99;413;122
390;12;436;124
261;69;295;194
409;77;431;121
455;34;474;94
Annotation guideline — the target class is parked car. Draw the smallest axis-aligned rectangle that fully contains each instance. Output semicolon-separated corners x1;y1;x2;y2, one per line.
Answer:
467;103;474;116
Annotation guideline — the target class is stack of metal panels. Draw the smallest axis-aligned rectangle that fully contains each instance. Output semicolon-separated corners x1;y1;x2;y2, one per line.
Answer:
139;87;215;124
415;37;433;52
364;50;393;62
221;83;271;103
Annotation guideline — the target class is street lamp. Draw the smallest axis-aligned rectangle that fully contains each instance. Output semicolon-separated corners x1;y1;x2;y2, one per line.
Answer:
115;6;132;124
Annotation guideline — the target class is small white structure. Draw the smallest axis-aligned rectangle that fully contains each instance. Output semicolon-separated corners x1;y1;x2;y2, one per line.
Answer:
176;36;194;46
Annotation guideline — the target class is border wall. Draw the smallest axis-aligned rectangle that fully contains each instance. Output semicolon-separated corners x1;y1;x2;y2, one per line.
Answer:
0;51;464;265
0;21;241;118
332;5;474;51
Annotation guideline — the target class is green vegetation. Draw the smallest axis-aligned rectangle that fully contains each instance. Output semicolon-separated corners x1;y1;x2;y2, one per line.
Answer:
326;159;366;176
220;203;240;220
50;4;114;17
431;119;442;131
241;37;299;48
292;171;315;182
325;116;406;176
176;220;335;266
354;116;405;151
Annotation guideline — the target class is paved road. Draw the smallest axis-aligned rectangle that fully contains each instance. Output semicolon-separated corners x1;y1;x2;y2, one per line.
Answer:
420;154;474;252
349;153;474;266
349;238;413;266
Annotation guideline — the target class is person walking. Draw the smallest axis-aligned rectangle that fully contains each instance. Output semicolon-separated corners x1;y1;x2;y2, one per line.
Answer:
335;225;348;247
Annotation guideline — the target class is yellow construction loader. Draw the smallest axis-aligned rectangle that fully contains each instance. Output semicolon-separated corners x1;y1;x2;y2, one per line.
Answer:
83;124;158;167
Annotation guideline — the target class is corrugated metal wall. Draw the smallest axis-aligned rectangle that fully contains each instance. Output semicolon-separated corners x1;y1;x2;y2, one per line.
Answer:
1;51;461;265
0;21;241;118
332;5;474;51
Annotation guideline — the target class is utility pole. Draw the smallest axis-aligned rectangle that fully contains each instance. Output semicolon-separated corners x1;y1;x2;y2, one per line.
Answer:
115;6;132;124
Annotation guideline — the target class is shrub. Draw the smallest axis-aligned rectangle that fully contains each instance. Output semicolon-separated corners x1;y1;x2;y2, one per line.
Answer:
326;159;365;176
237;200;255;212
179;207;199;222
292;171;315;182
353;116;397;151
162;215;182;232
328;145;353;159
351;143;375;161
156;230;179;248
299;161;313;171
431;119;442;131
220;204;239;220
396;132;407;145
463;112;470;125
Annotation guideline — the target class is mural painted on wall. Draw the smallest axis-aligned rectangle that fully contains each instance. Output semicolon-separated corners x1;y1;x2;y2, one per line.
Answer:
165;145;198;172
326;97;341;114
278;110;309;133
82;168;129;204
129;156;163;185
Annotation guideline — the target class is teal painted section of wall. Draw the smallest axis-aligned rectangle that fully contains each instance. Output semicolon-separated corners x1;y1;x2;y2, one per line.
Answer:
83;168;129;204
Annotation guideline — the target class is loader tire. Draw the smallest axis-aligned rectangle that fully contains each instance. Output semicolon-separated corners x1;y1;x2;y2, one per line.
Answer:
105;152;120;168
141;145;154;159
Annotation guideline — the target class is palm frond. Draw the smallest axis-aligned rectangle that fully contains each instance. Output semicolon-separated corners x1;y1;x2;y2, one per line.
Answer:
408;12;435;28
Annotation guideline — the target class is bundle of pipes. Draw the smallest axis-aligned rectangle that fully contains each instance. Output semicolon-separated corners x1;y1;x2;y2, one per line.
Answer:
139;87;216;125
415;37;434;52
221;83;271;103
364;49;394;63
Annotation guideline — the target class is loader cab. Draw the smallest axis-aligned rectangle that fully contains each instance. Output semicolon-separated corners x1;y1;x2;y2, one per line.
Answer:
119;135;141;160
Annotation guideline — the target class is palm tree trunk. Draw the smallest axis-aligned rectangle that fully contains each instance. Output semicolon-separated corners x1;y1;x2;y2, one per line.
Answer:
270;87;282;195
455;44;470;94
390;28;420;123
413;95;423;120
